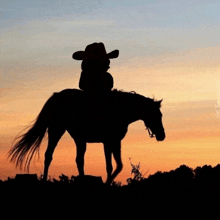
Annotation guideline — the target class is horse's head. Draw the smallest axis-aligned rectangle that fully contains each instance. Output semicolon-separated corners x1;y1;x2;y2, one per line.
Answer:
144;99;165;141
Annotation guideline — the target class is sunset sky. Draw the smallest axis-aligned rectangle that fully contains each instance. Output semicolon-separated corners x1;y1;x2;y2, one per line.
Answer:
1;0;220;184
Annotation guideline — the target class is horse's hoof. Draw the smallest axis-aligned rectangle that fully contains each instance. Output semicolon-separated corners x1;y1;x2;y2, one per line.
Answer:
105;180;112;185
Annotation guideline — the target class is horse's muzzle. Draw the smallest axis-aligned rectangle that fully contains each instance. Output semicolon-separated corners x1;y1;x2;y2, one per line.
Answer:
156;131;165;141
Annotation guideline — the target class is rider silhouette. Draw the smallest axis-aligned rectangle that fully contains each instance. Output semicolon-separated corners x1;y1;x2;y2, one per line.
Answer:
72;42;119;93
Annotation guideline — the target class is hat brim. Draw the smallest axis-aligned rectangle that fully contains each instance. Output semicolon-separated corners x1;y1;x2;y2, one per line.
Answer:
72;50;119;60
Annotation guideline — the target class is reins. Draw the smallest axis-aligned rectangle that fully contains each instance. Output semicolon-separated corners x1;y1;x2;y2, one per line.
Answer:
146;127;155;138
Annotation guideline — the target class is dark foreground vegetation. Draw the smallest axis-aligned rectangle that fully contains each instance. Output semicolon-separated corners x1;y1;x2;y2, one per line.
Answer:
1;164;220;219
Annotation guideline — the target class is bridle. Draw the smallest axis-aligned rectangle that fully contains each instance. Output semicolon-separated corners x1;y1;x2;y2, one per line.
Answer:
146;127;155;138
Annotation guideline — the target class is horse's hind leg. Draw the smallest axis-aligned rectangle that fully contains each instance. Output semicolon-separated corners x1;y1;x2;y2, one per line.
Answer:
43;127;65;181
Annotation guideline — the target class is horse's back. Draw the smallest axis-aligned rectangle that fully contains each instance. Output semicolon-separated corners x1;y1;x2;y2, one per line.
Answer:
46;88;149;142
53;88;141;118
56;88;83;98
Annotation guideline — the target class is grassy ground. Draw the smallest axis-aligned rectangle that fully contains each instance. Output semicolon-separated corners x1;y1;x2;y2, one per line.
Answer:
1;164;220;219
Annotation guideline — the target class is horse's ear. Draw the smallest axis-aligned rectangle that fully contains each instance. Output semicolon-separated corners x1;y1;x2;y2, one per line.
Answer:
157;99;163;108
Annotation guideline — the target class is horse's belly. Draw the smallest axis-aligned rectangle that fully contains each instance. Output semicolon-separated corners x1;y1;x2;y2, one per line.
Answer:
85;129;112;143
85;126;127;143
68;118;128;143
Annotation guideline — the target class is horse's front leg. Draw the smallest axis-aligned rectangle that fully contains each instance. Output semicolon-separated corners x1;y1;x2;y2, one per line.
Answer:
104;144;113;184
104;141;123;184
111;141;123;182
75;141;87;176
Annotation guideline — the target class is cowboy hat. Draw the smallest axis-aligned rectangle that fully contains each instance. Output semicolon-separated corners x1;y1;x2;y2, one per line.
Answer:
72;42;119;60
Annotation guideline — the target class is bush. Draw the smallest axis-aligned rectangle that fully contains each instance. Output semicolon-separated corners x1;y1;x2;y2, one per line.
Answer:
126;158;147;185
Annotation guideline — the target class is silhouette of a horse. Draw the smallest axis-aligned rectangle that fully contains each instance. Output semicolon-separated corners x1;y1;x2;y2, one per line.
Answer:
8;89;165;184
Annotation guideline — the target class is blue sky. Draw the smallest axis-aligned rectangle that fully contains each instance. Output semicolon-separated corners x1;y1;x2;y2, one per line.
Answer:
2;0;220;84
1;0;220;101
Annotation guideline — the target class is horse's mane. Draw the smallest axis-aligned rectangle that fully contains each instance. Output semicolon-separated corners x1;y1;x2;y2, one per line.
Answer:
57;88;160;107
112;88;136;93
112;88;157;103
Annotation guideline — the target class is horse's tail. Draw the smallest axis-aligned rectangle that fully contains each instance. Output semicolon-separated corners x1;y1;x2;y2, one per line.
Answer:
8;93;58;171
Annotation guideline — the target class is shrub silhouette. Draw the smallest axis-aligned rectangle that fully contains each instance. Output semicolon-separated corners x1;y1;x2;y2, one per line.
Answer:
126;158;147;184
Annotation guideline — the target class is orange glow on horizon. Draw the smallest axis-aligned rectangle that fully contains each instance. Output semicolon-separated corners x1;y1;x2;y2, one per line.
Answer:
1;128;220;184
